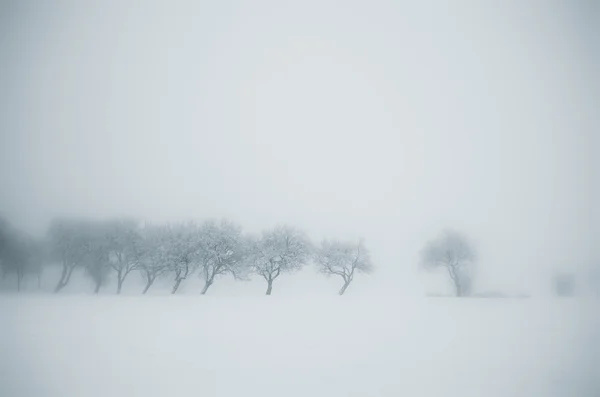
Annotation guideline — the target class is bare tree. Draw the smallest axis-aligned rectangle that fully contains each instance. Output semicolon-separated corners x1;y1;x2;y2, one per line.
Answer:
137;224;170;294
315;239;373;295
48;219;89;293
248;226;312;295
84;243;111;294
0;219;24;290
196;219;248;295
106;218;142;294
71;220;113;294
166;222;201;294
420;229;476;297
0;222;39;292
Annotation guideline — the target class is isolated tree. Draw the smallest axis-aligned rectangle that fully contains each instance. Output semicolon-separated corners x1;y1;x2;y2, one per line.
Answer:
106;218;142;293
166;222;201;294
48;218;89;293
248;226;312;295
137;224;170;294
196;219;248;294
315;239;373;295
420;229;476;297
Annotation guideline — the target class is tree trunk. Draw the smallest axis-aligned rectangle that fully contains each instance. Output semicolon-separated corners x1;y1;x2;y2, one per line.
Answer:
265;279;273;295
454;279;472;297
54;268;75;293
54;264;69;293
447;267;465;297
172;278;183;294
200;278;213;295
17;272;21;292
116;271;124;294
54;280;66;293
339;280;351;295
142;277;154;294
94;282;101;294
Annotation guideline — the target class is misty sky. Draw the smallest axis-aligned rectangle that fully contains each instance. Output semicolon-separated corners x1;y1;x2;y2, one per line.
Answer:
1;0;598;294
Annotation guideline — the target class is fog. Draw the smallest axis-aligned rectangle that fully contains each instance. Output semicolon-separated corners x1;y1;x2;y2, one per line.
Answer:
1;0;598;296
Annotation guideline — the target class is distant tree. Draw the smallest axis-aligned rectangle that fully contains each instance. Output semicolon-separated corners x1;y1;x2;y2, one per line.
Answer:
28;238;46;289
82;223;112;294
137;224;170;294
420;229;476;297
553;272;576;297
1;238;37;291
196;219;248;294
48;219;88;293
84;246;111;294
248;226;312;295
0;218;45;291
315;238;373;295
106;218;142;294
166;222;201;294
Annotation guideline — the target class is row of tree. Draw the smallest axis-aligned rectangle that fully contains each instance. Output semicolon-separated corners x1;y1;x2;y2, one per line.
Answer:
0;217;374;295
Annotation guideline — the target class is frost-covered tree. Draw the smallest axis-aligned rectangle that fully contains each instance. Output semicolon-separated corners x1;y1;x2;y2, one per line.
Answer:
48;218;90;293
166;222;201;294
315;239;373;295
48;218;114;294
248;226;312;295
84;239;111;294
71;220;113;294
197;219;248;295
420;229;476;297
0;219;41;291
106;218;142;294
137;224;170;294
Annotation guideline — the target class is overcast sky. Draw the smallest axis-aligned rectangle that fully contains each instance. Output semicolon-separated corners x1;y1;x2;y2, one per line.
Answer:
1;0;598;295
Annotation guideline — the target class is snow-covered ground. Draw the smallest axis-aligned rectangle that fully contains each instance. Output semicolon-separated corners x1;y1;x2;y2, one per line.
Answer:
1;296;598;397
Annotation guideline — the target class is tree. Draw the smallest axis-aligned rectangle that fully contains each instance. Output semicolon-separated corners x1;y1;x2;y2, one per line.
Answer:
166;222;201;294
48;218;89;293
137;224;170;294
58;220;113;294
420;229;476;297
84;244;111;294
196;219;248;295
315;239;373;295
82;223;113;294
0;227;40;292
248;226;312;295
553;272;576;297
0;218;27;291
106;218;142;294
